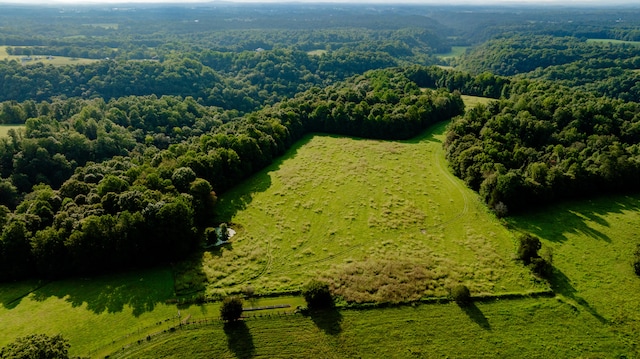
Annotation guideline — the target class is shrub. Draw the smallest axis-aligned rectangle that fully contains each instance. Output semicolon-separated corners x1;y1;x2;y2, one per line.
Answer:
517;233;541;265
450;284;471;305
220;296;243;322
302;280;334;310
529;257;553;278
0;334;70;359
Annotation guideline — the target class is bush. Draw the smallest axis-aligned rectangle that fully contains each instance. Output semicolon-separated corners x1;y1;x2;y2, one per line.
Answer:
0;334;70;359
302;280;334;310
517;233;541;265
450;284;471;305
634;244;640;276
529;257;553;278
220;296;243;322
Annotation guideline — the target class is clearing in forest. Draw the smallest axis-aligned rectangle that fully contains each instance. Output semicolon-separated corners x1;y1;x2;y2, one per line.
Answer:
0;46;99;66
177;121;545;302
0;125;25;138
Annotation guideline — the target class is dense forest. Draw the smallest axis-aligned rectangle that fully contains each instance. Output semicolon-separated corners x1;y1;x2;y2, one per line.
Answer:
0;66;463;280
2;3;640;281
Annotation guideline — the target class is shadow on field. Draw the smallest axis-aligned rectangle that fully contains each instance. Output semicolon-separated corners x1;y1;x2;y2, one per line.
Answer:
224;320;255;359
506;194;640;243
459;302;491;330
398;121;445;144
25;267;173;317
173;249;218;301
308;307;343;336
213;134;313;224
549;267;608;324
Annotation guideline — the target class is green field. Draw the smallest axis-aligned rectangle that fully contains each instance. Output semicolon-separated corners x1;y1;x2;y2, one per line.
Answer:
507;194;640;333
115;296;635;358
0;124;24;137
3;112;640;357
0;46;99;66
436;46;469;59
177;121;543;302
307;49;328;56
116;192;640;359
587;38;640;46
461;94;495;108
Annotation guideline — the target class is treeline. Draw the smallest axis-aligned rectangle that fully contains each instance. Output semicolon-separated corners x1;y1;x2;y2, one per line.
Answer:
0;67;463;281
444;87;640;214
0;48;400;112
456;35;640;77
524;57;640;103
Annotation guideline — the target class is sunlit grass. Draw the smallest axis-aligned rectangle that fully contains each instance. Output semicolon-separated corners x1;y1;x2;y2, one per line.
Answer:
115;296;635;358
0;124;25;138
178;122;543;302
0;267;180;357
461;94;496;109
587;38;640;46
307;49;327;56
0;46;100;66
506;194;640;329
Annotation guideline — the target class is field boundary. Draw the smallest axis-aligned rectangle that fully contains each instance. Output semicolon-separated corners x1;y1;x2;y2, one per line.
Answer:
100;289;556;358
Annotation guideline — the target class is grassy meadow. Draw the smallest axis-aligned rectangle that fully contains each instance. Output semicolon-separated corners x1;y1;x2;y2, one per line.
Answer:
506;194;640;341
115;296;635;358
0;46;99;66
178;119;544;302
461;94;495;108
2;93;639;357
436;46;469;59
587;38;640;46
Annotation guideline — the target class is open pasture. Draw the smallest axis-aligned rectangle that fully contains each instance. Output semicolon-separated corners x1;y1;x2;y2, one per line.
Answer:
179;122;544;303
587;38;640;46
507;193;640;336
0;267;180;357
436;46;469;59
461;94;495;108
114;296;635;358
0;46;99;66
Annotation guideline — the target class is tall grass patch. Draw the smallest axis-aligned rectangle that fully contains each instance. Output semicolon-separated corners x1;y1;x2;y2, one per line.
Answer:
181;122;544;302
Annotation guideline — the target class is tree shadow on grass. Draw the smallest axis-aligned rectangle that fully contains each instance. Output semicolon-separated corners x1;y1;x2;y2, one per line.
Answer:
24;266;174;317
307;307;343;336
459;302;491;330
213;134;314;224
223;321;255;359
549;267;608;324
507;194;640;244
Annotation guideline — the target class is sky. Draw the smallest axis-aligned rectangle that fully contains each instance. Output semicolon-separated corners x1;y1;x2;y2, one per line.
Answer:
2;0;639;5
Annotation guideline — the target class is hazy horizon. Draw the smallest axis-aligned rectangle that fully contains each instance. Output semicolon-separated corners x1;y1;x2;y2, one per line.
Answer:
1;0;639;6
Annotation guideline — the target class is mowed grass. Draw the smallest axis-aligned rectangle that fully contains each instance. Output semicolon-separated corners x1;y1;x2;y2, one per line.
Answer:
0;124;24;137
179;121;543;303
506;194;640;335
114;296;636;358
0;267;181;357
0;46;99;66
